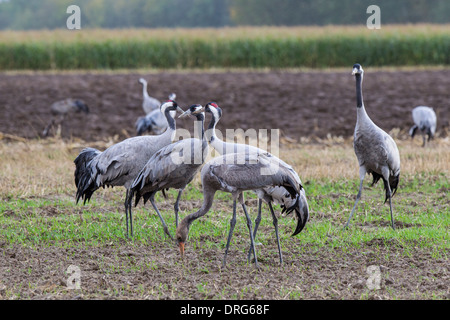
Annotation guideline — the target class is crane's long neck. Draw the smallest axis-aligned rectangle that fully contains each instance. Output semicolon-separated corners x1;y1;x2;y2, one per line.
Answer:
194;113;205;141
355;74;364;109
142;82;150;99
355;73;372;125
163;109;177;142
183;188;215;230
206;112;226;154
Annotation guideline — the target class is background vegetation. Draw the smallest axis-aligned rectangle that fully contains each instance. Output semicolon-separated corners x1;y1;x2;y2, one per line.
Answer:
0;0;449;30
1;25;449;70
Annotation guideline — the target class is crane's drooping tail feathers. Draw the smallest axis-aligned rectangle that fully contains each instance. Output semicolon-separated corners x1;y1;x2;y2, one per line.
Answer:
280;174;309;236
409;125;418;138
135;116;153;136
74;147;101;204
370;171;400;203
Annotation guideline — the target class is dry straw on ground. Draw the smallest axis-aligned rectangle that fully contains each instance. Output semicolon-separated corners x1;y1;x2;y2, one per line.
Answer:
0;135;448;199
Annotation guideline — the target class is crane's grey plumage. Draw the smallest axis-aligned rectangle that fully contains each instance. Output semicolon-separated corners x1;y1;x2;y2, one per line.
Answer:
74;101;183;238
43;98;89;137
130;104;208;239
345;64;401;230
135;93;178;136
175;152;306;268
409;106;437;147
204;102;309;263
139;78;161;114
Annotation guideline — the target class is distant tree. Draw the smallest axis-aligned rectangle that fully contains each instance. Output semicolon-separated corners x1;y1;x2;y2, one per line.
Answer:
0;0;448;30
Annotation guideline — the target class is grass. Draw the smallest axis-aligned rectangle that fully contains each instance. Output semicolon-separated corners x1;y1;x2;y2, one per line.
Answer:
0;137;448;299
0;25;449;70
0;137;448;250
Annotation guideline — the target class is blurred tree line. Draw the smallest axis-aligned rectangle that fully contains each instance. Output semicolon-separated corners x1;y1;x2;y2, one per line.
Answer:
0;0;448;30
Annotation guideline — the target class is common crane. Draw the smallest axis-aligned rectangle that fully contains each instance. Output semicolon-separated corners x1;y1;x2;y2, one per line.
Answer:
204;102;309;263
175;152;306;268
139;78;161;114
74;101;184;238
135;93;177;136
130;104;208;239
344;64;401;230
42;98;89;137
409;106;437;147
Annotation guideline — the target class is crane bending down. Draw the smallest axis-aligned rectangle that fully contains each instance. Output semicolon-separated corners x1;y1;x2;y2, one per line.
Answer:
130;104;208;239
204;102;309;263
409;106;437;147
175;152;306;268
42;98;89;137
344;64;400;230
74;101;184;238
135;93;177;136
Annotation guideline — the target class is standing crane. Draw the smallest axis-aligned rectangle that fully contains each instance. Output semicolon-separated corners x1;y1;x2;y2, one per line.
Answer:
344;64;401;230
409;106;437;147
204;102;309;263
74;101;184;238
42;98;89;137
130;104;208;239
175;152;307;268
139;78;161;114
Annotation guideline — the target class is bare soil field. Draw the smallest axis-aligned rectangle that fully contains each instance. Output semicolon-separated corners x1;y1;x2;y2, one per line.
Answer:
1;239;448;300
0;69;448;141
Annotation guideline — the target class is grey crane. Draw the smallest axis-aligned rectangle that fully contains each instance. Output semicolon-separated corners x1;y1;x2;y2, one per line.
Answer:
130;104;208;239
344;64;401;230
175;152;307;268
409;106;437;147
204;102;309;263
74;101;184;238
135;93;177;136
42;98;89;137
139;78;161;114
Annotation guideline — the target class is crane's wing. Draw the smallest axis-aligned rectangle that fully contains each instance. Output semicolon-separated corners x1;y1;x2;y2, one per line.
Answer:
132;138;207;194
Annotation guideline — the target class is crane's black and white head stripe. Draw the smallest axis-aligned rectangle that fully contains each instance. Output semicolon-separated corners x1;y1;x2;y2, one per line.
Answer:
352;63;364;76
205;102;222;120
160;100;181;114
178;104;204;119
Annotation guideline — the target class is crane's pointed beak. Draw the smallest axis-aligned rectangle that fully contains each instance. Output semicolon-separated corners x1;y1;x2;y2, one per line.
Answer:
178;241;185;257
178;110;192;118
176;106;184;114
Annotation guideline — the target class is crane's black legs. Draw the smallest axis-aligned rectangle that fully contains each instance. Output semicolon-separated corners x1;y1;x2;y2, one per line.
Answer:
241;203;258;268
42;119;55;137
223;200;237;267
246;200;282;264
150;195;173;240
174;188;183;227
124;189;133;238
247;199;262;262
268;202;283;264
344;175;365;229
382;178;395;230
